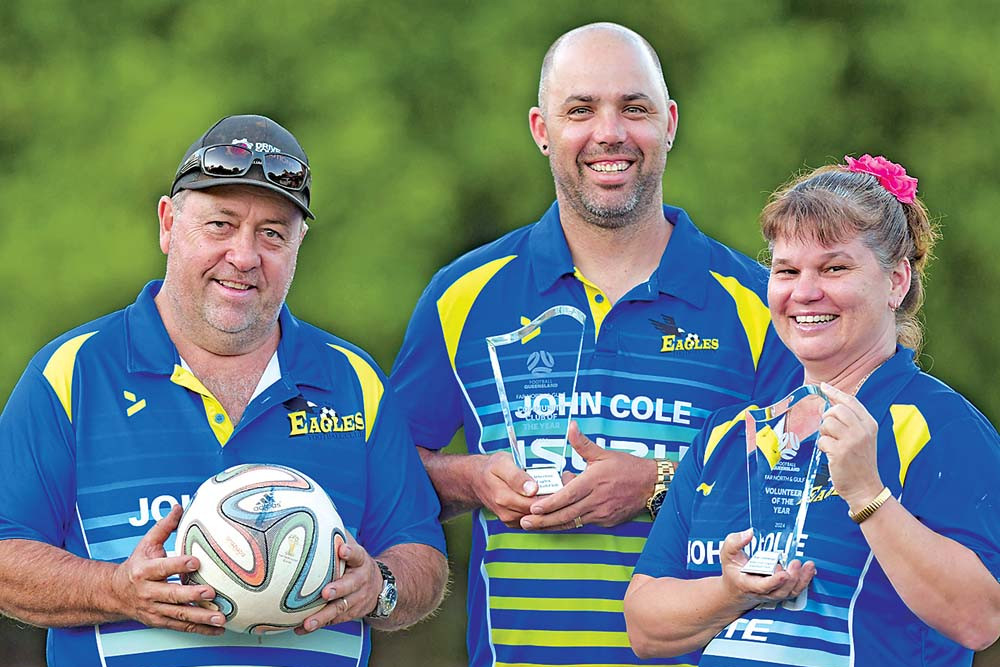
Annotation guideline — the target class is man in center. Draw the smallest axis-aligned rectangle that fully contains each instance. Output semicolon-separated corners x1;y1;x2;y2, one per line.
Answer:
391;22;799;666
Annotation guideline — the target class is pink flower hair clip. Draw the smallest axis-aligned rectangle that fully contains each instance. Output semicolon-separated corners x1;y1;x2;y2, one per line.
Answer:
844;154;918;204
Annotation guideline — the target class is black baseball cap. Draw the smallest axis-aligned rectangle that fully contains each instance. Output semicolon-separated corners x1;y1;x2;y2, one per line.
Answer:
171;114;314;219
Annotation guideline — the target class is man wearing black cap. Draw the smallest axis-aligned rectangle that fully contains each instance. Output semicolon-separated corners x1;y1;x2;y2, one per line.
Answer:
0;115;448;667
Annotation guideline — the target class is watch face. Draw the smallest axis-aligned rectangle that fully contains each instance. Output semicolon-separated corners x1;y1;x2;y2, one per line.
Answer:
384;584;398;610
649;490;666;516
369;562;399;618
376;581;398;617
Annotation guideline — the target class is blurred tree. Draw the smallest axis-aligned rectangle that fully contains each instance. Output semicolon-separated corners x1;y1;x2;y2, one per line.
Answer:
1;1;997;665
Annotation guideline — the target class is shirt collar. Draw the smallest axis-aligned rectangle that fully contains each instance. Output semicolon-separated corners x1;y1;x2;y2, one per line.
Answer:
528;201;575;294
124;280;179;374
124;279;326;389
852;345;920;420
652;204;711;308
527;201;711;308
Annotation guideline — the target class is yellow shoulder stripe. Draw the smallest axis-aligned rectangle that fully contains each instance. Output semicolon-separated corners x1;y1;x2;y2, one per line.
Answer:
890;404;931;487
704;407;754;465
329;344;383;442
711;272;769;369
437;256;516;369
42;331;98;423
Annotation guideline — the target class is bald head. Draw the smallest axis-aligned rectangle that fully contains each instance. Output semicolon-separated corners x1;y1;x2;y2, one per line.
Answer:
537;23;669;115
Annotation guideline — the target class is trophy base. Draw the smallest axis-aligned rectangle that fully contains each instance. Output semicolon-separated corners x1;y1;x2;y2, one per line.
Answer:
741;549;783;576
526;465;564;495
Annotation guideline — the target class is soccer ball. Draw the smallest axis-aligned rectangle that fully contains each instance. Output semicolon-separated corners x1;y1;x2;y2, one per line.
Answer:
176;463;347;634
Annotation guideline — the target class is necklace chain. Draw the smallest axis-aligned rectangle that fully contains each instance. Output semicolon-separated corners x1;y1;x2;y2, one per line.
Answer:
852;359;889;395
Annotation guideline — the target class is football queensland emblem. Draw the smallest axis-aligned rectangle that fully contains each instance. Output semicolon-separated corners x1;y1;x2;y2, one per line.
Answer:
527;350;555;375
742;385;829;575
486;306;587;495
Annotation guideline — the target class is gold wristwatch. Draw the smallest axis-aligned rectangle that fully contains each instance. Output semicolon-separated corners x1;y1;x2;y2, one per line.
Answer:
645;459;675;519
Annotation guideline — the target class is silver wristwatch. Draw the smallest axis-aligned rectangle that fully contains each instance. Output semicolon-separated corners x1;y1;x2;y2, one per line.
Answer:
366;560;398;619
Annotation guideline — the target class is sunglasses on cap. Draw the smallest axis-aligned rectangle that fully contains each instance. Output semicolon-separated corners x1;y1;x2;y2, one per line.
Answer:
176;144;310;192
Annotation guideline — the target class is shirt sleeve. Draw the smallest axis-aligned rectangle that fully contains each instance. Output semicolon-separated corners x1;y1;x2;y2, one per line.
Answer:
0;363;77;547
899;414;1000;581
357;380;447;559
390;275;465;451
634;421;708;579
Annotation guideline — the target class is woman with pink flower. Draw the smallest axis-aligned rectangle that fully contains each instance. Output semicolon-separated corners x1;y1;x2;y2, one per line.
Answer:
624;155;1000;666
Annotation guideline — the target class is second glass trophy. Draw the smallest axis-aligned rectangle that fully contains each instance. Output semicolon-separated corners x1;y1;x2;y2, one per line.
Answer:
486;305;587;494
742;384;829;575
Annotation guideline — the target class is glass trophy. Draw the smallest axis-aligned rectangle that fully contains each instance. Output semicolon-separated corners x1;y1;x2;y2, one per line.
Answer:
486;305;587;495
742;384;829;575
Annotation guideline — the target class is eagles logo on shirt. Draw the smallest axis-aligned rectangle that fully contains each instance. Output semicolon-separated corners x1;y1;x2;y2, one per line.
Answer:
650;314;720;352
283;395;364;437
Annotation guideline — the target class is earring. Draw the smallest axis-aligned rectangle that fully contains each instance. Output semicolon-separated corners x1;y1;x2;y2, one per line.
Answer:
541;144;548;151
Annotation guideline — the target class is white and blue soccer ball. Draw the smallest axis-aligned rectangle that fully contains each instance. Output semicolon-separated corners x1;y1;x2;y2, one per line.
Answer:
176;463;347;634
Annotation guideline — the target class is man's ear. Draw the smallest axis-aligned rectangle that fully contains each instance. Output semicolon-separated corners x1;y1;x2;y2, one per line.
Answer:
665;99;679;149
529;107;549;155
157;195;175;255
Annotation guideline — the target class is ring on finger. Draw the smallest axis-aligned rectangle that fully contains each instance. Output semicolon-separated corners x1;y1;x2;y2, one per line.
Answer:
338;597;349;614
573;516;584;529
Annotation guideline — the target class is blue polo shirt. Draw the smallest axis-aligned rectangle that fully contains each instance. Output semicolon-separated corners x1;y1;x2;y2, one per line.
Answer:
391;202;800;667
636;347;1000;667
0;280;446;667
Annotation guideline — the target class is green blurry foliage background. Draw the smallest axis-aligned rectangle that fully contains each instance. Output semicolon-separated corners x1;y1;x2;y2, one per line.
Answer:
2;1;998;664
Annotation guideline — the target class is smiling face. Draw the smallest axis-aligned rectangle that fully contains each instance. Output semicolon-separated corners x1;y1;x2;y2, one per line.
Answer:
529;28;677;229
156;185;307;355
768;232;910;384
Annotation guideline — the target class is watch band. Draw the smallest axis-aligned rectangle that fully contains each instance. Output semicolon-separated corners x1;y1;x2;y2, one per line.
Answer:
645;459;675;518
849;486;892;524
366;560;397;618
653;459;674;494
374;559;394;585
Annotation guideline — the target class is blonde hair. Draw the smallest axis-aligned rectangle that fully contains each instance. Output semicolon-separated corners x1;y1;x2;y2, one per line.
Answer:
760;164;939;352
